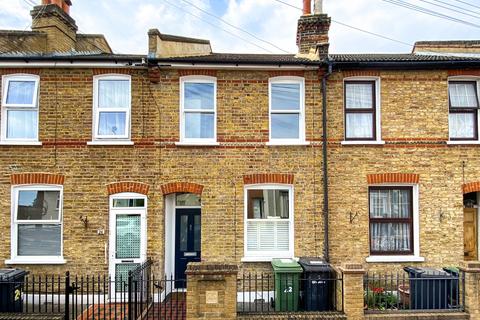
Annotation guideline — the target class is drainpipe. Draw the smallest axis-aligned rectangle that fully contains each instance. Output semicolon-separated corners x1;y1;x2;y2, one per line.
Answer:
322;60;333;262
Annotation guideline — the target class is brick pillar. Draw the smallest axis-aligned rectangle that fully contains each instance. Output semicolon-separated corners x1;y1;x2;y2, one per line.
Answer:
340;263;365;320
460;261;480;319
186;262;238;320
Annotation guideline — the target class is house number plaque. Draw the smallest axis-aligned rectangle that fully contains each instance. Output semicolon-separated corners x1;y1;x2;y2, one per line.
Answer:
205;290;218;304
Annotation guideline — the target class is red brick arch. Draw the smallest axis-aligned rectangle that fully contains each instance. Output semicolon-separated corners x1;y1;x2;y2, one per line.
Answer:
161;182;204;195
243;173;294;185
463;182;480;194
107;182;150;195
11;173;65;185
367;173;419;184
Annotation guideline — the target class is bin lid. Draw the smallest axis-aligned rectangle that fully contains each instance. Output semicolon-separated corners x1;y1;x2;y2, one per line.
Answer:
443;266;459;275
404;267;450;278
298;257;332;272
0;268;29;281
271;259;303;273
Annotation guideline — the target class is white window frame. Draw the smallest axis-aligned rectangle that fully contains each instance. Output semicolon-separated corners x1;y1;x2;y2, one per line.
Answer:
341;76;384;145
243;184;294;262
6;185;65;265
178;75;218;146
268;76;307;146
90;74;132;144
447;76;480;144
1;74;41;144
366;183;424;263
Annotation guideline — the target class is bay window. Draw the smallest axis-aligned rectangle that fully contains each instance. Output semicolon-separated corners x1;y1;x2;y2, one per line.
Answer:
449;81;479;140
92;75;131;142
9;185;64;264
269;77;305;144
244;185;294;260
180;76;216;144
1;74;40;142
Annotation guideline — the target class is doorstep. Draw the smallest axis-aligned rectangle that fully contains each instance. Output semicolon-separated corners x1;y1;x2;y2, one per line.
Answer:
0;314;64;320
237;311;346;320
364;311;469;320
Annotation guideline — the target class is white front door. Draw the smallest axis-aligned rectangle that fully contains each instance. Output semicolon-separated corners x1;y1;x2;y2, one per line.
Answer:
109;193;147;293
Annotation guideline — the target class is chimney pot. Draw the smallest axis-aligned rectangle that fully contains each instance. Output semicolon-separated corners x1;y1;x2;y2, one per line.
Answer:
41;0;71;14
303;0;312;15
314;0;323;14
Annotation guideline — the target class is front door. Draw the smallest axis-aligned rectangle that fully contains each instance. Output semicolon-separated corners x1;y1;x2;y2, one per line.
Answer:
464;208;478;261
109;194;147;293
175;208;201;287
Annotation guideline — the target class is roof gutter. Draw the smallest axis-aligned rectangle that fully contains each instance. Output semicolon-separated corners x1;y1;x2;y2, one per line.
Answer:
322;59;333;262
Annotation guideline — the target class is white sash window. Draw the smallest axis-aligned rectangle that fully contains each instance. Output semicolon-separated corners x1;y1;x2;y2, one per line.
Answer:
244;184;294;260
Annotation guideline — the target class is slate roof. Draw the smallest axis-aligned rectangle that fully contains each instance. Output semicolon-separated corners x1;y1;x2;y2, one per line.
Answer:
329;53;480;62
152;53;318;65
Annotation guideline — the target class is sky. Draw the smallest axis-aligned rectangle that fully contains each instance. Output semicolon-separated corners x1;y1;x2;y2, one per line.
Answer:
0;0;478;55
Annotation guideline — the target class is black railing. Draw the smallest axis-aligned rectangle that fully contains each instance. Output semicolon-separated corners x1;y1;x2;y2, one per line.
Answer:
364;270;465;312
237;273;343;314
0;262;186;320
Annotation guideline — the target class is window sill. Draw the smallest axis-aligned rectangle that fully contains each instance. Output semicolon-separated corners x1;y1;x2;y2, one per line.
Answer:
87;141;134;146
241;256;295;262
5;257;67;265
175;142;220;146
0;141;42;146
341;140;385;145
447;141;480;145
366;255;425;263
266;141;310;146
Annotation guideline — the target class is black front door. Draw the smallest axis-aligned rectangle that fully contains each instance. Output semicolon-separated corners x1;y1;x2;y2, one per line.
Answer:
175;208;201;287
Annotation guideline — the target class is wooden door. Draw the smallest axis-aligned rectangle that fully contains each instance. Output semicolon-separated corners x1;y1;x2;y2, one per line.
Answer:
464;208;478;261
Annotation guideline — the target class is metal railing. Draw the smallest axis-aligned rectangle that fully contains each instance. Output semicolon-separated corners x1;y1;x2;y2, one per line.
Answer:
364;270;465;312
237;273;343;314
0;261;186;320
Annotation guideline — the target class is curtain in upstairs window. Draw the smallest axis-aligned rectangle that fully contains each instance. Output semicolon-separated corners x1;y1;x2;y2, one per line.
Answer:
7;110;38;139
449;82;478;108
98;80;130;108
6;81;36;105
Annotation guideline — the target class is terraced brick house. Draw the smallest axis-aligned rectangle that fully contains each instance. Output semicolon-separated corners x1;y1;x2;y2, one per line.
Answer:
1;0;480;319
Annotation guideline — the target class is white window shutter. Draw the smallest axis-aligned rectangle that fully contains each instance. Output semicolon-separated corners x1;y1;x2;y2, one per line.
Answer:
247;220;289;252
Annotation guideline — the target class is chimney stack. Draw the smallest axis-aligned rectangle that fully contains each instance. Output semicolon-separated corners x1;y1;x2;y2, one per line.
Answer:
296;0;330;60
31;0;77;52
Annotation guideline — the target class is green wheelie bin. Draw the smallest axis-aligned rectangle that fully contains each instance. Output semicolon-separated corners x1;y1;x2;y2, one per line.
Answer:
271;258;303;311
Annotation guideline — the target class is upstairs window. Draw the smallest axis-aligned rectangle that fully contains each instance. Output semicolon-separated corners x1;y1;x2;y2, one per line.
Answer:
449;81;479;140
344;81;376;141
93;75;131;141
244;185;294;259
269;77;305;144
1;75;40;142
180;76;216;144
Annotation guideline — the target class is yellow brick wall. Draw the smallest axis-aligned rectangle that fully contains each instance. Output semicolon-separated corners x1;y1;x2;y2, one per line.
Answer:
0;68;325;275
327;69;479;272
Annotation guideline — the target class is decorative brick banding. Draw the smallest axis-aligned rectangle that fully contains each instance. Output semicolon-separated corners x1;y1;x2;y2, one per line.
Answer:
367;173;419;184
463;182;480;194
11;173;65;185
92;69;130;75
243;173;294;185
161;182;204;195
178;70;217;77
107;181;150;195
